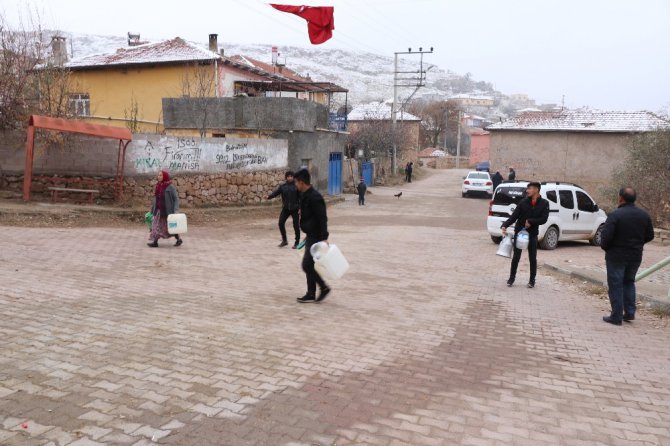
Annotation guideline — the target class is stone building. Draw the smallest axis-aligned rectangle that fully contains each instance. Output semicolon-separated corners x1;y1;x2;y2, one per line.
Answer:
486;110;669;201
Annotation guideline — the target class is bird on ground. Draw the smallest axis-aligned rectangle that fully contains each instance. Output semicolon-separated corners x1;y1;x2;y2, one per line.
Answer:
394;192;402;199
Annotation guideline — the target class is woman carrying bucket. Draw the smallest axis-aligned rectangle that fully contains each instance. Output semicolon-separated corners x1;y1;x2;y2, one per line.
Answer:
147;170;183;248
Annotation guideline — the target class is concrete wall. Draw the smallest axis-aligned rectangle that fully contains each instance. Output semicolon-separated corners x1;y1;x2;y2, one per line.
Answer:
127;135;287;175
162;97;328;133
489;130;630;201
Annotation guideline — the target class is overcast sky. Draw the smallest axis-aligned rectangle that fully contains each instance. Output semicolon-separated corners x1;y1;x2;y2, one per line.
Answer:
3;0;669;111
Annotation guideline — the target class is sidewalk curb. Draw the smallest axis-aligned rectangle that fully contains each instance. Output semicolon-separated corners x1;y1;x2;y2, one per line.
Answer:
544;263;670;313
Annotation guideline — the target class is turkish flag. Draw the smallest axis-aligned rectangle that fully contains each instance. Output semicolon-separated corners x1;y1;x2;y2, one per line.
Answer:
270;4;334;44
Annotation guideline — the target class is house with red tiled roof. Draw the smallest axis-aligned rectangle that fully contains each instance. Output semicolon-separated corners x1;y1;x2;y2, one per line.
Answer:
59;35;346;132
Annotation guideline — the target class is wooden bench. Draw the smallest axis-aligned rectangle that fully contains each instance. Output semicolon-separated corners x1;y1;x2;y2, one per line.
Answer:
48;187;100;204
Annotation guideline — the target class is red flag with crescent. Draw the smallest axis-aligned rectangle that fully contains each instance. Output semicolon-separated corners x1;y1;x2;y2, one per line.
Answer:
270;4;334;44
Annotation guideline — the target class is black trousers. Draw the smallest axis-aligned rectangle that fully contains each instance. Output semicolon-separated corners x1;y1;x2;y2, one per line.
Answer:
279;208;300;243
302;238;328;296
509;233;538;283
358;193;365;205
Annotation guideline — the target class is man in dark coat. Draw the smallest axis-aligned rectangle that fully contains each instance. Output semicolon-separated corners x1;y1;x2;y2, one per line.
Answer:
406;162;414;183
501;181;550;288
491;171;504;191
294;169;331;303
267;171;300;248
508;167;516;181
600;187;654;325
356;177;367;205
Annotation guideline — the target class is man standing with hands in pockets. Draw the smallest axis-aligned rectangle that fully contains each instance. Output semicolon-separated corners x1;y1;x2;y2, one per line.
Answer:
293;168;331;303
501;181;549;288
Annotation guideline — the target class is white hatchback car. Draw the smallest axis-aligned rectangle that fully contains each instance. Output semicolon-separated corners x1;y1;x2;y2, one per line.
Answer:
486;181;607;250
462;171;493;198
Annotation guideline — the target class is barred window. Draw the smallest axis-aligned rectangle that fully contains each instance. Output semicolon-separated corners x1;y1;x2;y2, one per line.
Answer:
68;93;90;117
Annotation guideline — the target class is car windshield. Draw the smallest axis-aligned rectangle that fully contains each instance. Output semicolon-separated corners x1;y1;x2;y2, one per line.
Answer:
467;173;489;180
493;187;527;205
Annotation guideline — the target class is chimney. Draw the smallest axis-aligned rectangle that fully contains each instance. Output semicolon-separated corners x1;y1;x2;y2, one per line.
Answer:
271;46;278;65
51;36;68;66
209;34;218;53
128;32;141;46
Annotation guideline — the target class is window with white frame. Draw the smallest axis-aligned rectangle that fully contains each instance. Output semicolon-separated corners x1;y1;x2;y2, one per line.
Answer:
68;93;90;117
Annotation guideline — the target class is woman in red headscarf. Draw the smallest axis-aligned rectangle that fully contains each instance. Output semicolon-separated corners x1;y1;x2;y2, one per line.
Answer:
148;170;182;247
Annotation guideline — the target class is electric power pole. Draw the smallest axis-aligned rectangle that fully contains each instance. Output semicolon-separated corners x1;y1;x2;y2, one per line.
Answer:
392;47;433;176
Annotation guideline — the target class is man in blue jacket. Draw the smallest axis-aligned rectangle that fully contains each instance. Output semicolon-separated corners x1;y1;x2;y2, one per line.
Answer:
501;182;550;288
600;187;654;326
293;169;331;303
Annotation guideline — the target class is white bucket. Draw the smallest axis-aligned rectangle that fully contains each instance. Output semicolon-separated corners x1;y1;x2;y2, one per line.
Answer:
496;233;514;258
167;213;188;234
311;243;350;280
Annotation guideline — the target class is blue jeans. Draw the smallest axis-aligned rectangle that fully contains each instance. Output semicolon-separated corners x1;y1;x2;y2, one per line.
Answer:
606;258;641;321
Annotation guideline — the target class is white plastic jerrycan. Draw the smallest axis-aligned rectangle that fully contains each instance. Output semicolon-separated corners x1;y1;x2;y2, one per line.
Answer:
496;231;514;258
167;213;188;234
515;229;530;250
310;242;350;280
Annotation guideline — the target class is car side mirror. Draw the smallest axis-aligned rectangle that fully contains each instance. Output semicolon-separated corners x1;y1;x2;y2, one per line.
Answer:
593;204;599;212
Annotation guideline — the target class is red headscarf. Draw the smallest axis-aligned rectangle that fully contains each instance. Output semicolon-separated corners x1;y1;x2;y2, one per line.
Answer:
155;170;172;198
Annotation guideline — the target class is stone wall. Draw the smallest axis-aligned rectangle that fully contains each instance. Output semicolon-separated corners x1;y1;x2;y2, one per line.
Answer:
1;170;288;206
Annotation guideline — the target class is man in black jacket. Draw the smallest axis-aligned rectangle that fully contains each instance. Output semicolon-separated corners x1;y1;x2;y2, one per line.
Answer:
267;171;300;248
501;181;550;288
293;169;331;303
600;187;654;326
357;177;367;205
508;167;516;181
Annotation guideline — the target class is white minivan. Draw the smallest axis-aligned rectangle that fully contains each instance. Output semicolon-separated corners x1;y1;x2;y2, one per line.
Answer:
487;181;607;250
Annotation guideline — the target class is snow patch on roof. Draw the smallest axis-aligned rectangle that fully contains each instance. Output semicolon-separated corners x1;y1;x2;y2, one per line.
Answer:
66;37;220;68
348;102;421;121
487;110;669;132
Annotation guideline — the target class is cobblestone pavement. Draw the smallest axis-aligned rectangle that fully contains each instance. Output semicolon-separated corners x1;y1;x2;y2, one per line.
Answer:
1;169;669;446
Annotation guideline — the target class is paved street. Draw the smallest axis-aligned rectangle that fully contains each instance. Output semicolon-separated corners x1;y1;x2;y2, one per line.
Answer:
1;169;669;446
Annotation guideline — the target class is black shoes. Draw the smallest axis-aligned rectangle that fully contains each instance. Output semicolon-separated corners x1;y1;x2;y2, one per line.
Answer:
278;240;289;248
527;281;535;289
292;242;299;249
623;314;635;322
506;278;514;287
602;316;623;326
147;240;158;248
296;295;316;303
175;238;183;247
316;287;331;302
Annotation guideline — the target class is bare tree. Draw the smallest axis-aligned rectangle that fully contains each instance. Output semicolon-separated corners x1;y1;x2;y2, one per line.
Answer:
610;127;670;227
347;109;412;161
180;61;217;137
0;12;44;129
123;93;141;133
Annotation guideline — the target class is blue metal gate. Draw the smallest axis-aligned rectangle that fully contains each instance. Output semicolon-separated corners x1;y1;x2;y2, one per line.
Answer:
328;152;342;195
361;161;373;186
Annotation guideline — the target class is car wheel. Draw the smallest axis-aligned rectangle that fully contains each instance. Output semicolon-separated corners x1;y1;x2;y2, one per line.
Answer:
539;226;559;250
461;192;467;198
491;235;502;244
589;224;604;246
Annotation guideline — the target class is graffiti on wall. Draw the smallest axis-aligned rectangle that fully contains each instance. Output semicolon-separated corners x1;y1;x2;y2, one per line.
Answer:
127;136;287;175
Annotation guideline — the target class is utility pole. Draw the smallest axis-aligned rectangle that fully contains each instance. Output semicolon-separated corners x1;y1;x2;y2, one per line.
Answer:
455;109;462;168
392;47;433;176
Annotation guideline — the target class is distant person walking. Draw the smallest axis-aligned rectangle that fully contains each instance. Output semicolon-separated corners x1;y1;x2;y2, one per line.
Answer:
293;169;331;303
600;187;654;326
147;170;182;248
501;181;549;288
405;162;414;183
508;167;516;181
492;170;503;191
267;171;300;248
356;177;367;205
